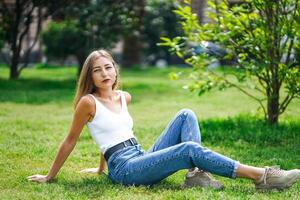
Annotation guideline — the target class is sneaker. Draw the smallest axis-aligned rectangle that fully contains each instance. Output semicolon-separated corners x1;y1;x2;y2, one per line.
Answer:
255;166;300;191
182;168;224;190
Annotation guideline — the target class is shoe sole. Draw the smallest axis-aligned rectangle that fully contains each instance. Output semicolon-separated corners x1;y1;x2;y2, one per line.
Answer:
255;175;300;192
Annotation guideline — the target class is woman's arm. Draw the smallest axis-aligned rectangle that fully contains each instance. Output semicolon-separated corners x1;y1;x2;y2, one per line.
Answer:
99;153;106;173
79;153;106;174
123;91;131;105
27;96;94;183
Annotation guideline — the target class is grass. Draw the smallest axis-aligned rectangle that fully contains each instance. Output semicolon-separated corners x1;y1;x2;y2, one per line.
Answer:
0;66;300;200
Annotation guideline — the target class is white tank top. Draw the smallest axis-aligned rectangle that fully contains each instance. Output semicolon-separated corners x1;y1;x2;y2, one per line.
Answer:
86;90;135;153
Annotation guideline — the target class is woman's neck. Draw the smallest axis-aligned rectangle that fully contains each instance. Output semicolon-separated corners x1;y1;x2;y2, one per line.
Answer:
95;88;116;101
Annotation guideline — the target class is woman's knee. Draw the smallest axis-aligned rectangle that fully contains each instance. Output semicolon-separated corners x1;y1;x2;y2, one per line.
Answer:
178;108;197;119
180;141;203;153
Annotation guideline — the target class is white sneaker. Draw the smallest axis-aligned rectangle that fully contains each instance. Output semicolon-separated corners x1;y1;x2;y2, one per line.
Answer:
183;168;224;190
255;166;300;191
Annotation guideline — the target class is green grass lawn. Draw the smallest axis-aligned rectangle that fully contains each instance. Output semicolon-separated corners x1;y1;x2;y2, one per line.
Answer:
0;66;299;200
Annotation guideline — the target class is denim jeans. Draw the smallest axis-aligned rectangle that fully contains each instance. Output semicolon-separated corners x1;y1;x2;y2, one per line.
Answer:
107;109;239;186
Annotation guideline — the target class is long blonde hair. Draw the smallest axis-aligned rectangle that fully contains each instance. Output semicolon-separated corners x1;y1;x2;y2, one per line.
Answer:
74;49;119;108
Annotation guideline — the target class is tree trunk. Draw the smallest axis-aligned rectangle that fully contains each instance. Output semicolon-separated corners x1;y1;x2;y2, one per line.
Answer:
121;0;144;68
122;35;143;68
191;0;206;23
267;93;279;124
10;47;20;79
10;61;19;79
267;66;280;125
9;0;22;80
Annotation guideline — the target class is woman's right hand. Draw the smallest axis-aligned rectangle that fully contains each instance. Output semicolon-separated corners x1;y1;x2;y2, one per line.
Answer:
27;174;51;183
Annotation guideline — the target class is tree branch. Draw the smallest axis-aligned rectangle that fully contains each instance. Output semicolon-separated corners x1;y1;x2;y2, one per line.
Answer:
19;6;42;73
285;38;294;65
254;78;266;94
16;3;34;61
209;69;267;118
279;93;295;114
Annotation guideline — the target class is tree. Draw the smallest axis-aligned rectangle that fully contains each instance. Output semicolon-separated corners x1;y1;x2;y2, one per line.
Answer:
121;0;145;68
42;0;143;73
143;0;182;65
159;0;300;124
0;0;73;79
122;0;183;68
42;21;87;72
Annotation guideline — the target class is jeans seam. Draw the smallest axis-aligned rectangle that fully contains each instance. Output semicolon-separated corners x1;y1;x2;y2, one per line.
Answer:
184;113;191;141
182;110;200;144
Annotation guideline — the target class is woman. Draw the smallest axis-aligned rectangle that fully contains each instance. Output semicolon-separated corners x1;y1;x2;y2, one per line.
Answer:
27;50;300;191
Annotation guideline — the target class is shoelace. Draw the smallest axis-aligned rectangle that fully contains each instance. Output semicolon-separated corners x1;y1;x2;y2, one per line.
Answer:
262;166;285;184
196;169;216;180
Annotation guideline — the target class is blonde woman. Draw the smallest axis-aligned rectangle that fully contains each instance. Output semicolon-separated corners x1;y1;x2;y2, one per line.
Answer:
28;50;300;191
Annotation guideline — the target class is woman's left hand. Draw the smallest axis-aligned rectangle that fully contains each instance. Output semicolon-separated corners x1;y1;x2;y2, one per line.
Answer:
79;167;106;174
27;174;51;183
79;167;100;174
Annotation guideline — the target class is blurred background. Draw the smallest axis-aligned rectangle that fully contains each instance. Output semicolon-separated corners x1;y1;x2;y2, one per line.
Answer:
0;0;233;78
0;0;299;124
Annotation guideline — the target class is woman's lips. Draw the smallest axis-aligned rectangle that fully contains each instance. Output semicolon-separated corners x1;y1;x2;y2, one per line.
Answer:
102;79;110;83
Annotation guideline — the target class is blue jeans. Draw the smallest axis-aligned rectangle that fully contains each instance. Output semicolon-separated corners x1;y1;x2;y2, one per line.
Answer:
107;109;239;186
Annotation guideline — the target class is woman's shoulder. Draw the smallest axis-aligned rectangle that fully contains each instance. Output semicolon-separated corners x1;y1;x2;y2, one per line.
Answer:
76;94;95;111
118;90;131;104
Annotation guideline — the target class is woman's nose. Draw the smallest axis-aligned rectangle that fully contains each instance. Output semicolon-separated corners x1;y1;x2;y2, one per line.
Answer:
101;69;108;76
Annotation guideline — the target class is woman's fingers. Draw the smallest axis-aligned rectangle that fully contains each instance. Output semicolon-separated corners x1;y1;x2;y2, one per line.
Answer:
80;168;95;173
27;174;48;183
79;169;89;173
79;168;99;174
27;175;38;180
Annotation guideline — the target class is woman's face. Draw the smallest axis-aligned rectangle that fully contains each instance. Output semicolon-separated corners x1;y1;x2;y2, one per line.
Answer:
92;57;116;90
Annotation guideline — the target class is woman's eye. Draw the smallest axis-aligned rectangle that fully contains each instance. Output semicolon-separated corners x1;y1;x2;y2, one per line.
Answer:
106;66;112;70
